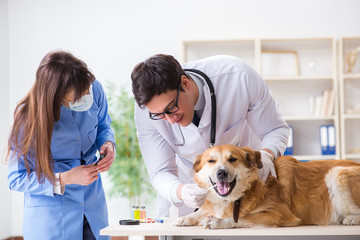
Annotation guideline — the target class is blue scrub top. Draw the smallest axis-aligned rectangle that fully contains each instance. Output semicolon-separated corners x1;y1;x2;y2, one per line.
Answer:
8;80;115;240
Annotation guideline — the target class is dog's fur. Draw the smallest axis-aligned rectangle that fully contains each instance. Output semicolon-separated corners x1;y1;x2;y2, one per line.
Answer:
174;145;360;229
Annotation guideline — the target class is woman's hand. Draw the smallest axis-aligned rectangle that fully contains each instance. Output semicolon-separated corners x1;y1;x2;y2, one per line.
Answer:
59;165;99;186
95;141;116;172
58;141;115;186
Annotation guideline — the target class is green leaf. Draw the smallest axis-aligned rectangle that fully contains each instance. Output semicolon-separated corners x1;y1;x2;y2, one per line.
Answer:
106;82;156;204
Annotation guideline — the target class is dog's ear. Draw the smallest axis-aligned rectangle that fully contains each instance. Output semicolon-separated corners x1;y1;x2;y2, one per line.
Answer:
242;147;263;169
193;153;203;173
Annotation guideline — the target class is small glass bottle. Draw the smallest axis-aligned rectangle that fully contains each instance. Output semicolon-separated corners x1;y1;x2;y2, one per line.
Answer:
131;206;136;220
132;206;140;220
140;206;146;223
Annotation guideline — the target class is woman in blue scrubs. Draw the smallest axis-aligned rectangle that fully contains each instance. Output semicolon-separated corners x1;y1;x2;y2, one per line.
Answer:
6;50;115;240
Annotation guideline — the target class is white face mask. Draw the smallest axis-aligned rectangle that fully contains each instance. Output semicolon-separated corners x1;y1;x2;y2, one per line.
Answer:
65;85;94;112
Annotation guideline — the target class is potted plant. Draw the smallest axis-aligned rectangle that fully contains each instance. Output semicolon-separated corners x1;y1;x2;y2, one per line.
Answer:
105;83;156;209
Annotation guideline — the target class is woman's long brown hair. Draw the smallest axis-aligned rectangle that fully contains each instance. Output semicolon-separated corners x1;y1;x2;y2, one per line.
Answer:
6;50;95;183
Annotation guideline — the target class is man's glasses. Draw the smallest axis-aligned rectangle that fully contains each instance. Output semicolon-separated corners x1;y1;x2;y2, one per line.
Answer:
149;83;181;120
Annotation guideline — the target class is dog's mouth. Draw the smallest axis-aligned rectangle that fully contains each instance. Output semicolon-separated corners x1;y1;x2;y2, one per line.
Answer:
209;177;236;197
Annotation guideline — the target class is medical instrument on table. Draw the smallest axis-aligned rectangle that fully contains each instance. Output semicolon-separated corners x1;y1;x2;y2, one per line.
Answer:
146;218;155;223
184;69;217;148
94;153;105;166
119;219;140;225
155;217;164;223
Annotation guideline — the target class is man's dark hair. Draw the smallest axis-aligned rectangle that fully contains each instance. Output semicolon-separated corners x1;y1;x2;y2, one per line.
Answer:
131;54;186;108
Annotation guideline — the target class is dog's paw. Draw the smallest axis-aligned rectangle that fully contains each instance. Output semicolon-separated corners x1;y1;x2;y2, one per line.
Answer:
204;216;233;229
343;215;360;225
198;215;213;227
173;216;197;226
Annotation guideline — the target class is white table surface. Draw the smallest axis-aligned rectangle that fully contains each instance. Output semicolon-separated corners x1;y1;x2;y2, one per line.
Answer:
100;222;360;237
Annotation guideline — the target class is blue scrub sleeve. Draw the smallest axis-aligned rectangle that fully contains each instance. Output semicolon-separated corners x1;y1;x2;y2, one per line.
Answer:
8;152;54;197
93;80;115;149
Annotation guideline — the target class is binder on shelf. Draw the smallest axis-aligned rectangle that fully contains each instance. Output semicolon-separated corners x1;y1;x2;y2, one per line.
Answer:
319;124;336;155
284;125;293;155
328;125;336;155
320;125;328;155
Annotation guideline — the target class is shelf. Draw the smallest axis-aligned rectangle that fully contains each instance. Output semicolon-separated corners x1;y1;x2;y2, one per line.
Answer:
264;75;334;81
339;37;360;159
283;116;336;121
183;39;255;44
344;154;360;160
261;37;334;41
342;74;360;79
182;37;339;160
343;114;360;119
292;155;339;161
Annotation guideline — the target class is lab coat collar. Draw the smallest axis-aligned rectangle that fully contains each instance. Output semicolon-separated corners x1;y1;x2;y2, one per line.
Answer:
197;84;212;129
191;73;205;112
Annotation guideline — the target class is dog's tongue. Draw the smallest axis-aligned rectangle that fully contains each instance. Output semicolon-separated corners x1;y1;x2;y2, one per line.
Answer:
217;181;230;195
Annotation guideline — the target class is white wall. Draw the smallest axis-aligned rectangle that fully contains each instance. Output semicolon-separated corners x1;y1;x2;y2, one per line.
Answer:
3;0;360;236
0;0;12;239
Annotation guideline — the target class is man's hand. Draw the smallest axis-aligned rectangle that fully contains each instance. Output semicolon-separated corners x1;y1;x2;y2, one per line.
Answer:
179;184;208;208
258;150;277;182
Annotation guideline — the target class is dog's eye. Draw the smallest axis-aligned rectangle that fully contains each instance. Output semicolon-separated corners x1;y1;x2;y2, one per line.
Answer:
229;158;237;162
208;159;216;163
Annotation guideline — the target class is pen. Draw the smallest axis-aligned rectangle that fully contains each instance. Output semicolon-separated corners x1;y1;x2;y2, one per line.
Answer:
155;217;163;223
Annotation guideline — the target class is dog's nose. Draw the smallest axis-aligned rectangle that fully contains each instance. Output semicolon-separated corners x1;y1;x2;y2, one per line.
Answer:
217;169;228;181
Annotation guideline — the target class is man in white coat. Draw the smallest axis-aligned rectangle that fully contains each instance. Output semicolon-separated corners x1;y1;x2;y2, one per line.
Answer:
131;54;290;217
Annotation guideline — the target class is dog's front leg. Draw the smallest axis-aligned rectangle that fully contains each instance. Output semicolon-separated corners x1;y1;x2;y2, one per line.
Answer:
173;209;207;226
205;217;252;229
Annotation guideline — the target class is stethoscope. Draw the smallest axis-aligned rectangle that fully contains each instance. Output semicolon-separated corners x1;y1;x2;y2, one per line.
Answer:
174;69;216;148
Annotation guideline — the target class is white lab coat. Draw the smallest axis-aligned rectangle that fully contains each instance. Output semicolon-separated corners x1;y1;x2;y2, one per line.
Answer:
135;55;289;217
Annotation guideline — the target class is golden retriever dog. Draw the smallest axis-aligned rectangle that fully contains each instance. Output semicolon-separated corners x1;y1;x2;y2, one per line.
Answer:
174;145;360;229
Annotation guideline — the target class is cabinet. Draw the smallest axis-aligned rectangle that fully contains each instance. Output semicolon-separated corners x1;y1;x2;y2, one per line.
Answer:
182;38;340;161
339;37;360;161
